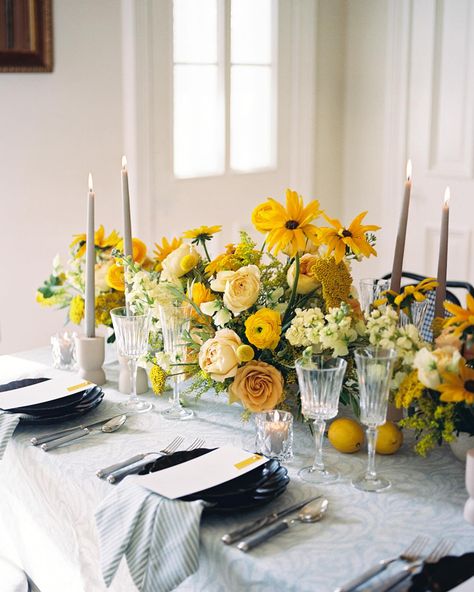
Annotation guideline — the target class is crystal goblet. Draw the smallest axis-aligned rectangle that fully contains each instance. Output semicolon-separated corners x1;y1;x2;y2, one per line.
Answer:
110;307;152;413
352;346;397;492
295;355;347;484
158;303;194;421
359;278;390;315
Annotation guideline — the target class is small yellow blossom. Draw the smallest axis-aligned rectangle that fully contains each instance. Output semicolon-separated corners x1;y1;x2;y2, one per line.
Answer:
236;344;255;362
395;370;425;408
180;252;200;273
70;295;85;325
149;365;168;395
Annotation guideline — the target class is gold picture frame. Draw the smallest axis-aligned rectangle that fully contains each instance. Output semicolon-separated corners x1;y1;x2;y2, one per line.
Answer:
0;0;53;72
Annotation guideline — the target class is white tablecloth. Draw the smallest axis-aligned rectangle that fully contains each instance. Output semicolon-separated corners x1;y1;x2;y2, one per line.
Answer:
0;348;472;592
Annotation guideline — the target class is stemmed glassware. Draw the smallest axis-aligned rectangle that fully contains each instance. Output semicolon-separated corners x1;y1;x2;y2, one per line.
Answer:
110;306;152;413
359;278;390;316
352;346;397;492
158;302;194;421
295;355;347;484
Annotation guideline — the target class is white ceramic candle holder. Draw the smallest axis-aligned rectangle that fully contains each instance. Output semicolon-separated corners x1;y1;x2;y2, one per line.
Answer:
117;353;148;395
75;335;106;386
464;449;474;525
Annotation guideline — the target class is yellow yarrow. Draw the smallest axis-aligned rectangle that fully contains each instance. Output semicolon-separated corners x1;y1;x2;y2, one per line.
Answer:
95;291;125;327
311;256;352;310
149;365;168;395
395;370;425;408
245;308;281;350
70;295;85;325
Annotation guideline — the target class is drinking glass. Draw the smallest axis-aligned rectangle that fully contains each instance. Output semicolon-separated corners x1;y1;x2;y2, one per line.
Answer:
158;303;193;421
110;307;152;413
352;347;397;492
359;278;390;315
295;355;347;484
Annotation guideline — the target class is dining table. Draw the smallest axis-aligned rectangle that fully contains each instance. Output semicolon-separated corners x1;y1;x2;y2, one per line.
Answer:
0;347;472;592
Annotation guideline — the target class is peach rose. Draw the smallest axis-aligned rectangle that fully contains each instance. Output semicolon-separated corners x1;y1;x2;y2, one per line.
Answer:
198;329;241;382
229;360;283;412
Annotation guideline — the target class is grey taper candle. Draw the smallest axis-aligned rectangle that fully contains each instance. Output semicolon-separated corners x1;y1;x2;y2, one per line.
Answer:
434;187;450;319
85;173;96;338
121;156;133;258
390;160;412;293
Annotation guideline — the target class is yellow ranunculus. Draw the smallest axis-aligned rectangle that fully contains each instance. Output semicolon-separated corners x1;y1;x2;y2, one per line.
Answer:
115;237;148;264
106;263;125;292
245;308;281;350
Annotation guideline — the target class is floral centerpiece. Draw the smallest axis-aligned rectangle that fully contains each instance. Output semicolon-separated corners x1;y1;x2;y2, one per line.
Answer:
125;189;386;417
37;225;152;339
395;294;474;455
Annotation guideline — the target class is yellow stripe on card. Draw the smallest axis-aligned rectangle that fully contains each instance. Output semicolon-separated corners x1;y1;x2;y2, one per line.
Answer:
234;454;263;470
67;381;92;392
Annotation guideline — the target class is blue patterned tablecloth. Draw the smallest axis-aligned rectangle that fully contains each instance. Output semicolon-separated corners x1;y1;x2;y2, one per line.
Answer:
0;348;472;592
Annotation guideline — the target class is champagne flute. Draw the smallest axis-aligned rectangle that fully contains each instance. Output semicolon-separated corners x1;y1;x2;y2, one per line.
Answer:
352;347;397;492
158;303;194;420
295;355;347;484
110;307;152;413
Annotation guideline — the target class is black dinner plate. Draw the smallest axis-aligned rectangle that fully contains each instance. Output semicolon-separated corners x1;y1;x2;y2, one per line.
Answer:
11;386;103;417
408;553;474;592
0;377;96;414
18;391;105;424
139;448;290;512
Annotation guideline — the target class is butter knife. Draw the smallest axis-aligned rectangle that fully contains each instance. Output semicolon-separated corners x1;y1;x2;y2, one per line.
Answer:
221;495;321;544
30;414;126;446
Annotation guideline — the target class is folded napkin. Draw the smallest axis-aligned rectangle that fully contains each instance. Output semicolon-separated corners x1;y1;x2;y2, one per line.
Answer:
95;482;205;592
0;413;22;459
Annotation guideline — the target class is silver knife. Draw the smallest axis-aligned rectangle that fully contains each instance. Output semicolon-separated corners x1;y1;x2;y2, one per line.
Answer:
30;414;126;446
221;495;321;544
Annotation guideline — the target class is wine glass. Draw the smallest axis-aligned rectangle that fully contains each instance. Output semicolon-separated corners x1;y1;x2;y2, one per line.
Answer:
352;346;397;492
110;307;152;413
295;355;347;484
158;303;194;420
359;278;390;315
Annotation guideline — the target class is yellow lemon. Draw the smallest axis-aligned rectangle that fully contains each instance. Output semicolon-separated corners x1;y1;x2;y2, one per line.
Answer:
376;421;403;455
328;418;365;453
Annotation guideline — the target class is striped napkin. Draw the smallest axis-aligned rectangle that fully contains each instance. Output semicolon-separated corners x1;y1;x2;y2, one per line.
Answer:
0;413;22;459
95;482;204;592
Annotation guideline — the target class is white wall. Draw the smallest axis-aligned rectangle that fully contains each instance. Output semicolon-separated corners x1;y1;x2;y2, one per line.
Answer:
0;0;124;354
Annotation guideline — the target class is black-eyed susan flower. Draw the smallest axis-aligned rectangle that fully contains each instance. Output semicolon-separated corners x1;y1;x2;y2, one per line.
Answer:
182;225;222;243
70;225;121;259
318;211;380;264
438;359;474;404
252;189;323;257
444;293;474;336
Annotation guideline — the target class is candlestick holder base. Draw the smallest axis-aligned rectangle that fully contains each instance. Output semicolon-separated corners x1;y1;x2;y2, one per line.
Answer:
75;336;106;386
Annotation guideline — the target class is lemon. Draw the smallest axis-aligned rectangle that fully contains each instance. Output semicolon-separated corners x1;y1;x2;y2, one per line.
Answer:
375;421;403;455
328;418;365;453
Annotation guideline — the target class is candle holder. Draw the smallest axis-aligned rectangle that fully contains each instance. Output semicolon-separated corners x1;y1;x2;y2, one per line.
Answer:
74;335;106;386
255;410;293;462
51;331;77;370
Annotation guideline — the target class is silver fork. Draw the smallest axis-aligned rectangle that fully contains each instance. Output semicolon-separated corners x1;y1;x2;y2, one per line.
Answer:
334;535;429;592
106;437;206;483
377;538;454;592
96;435;184;479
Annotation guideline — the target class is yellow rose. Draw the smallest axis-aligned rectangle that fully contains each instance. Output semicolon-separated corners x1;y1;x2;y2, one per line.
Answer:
209;265;260;315
245;308;281;350
286;253;320;294
198;329;242;382
229;360;284;412
161;243;201;280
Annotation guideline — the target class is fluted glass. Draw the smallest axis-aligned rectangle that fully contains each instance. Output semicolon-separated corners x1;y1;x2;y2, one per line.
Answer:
295;355;347;484
158;303;194;420
352;347;397;492
111;307;152;413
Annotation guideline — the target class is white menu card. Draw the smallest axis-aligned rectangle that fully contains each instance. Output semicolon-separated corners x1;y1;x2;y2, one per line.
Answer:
133;445;267;499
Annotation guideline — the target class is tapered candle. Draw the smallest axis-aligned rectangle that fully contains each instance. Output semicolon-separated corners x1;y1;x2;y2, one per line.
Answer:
121;156;133;258
85;173;95;338
391;160;412;292
434;187;450;318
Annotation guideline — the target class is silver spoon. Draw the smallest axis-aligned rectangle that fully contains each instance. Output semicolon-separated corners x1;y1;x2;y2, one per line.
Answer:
237;497;329;552
41;414;127;451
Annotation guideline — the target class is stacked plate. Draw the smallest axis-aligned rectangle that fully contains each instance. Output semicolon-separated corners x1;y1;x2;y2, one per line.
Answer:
139;448;290;512
0;377;104;423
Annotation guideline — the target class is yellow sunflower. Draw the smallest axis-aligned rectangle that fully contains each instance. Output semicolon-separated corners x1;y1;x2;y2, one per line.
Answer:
444;293;474;336
70;225;121;259
438;359;474;405
182;225;222;242
252;189;323;257
153;236;183;271
318;211;380;264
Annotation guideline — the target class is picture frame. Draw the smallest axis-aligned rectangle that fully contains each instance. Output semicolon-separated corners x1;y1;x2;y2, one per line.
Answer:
0;0;53;72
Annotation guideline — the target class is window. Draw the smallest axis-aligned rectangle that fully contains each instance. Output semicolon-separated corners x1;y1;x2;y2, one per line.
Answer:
173;0;277;178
